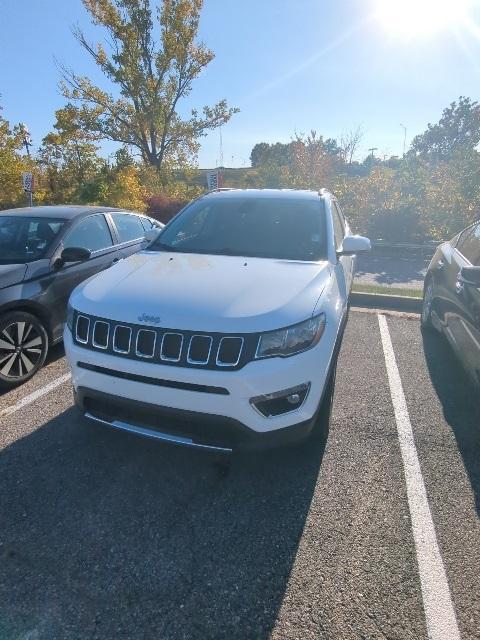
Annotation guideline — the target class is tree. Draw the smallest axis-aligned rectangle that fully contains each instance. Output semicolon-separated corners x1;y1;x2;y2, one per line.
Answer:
38;105;105;203
339;164;428;242
250;141;292;168
286;131;342;190
0;105;32;209
339;125;364;164
419;149;480;238
104;164;147;210
411;96;480;160
60;0;238;173
250;142;271;168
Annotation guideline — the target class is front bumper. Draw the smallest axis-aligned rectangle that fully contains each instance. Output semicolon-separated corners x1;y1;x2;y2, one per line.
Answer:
64;322;338;450
74;386;318;451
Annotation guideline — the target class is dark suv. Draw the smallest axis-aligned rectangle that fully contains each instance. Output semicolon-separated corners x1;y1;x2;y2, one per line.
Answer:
0;205;162;389
422;220;480;389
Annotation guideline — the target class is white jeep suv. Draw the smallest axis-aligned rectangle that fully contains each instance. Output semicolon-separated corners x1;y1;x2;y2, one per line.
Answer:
64;189;370;452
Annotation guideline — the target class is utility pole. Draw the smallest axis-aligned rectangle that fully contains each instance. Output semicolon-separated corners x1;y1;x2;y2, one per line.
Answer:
219;126;224;168
368;147;378;158
19;124;33;206
400;123;407;156
20;123;32;158
218;126;224;186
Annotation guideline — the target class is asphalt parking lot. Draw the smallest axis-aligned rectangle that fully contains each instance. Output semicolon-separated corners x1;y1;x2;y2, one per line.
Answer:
1;310;479;640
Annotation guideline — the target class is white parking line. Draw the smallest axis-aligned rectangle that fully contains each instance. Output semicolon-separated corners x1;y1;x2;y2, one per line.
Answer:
377;313;461;640
0;373;71;418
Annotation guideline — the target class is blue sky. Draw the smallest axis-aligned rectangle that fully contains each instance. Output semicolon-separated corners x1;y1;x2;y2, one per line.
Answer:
1;0;480;167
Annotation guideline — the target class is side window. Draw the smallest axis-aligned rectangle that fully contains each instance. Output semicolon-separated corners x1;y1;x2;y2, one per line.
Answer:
63;215;113;252
111;213;146;243
457;223;480;265
455;227;471;249
331;203;345;251
26;220;64;253
139;217;154;231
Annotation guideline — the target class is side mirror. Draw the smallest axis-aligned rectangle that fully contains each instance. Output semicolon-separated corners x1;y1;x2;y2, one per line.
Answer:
145;228;161;243
459;266;480;287
338;235;371;256
61;247;92;263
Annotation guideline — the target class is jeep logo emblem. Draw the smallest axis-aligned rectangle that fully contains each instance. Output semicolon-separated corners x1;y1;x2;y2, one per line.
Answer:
138;313;161;325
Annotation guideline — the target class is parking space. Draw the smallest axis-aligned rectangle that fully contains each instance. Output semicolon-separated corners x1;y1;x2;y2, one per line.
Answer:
1;310;479;639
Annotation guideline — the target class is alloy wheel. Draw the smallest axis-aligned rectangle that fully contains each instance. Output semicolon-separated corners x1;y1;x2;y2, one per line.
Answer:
0;321;45;380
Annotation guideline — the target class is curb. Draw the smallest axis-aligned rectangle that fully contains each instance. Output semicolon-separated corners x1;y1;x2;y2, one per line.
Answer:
351;291;422;314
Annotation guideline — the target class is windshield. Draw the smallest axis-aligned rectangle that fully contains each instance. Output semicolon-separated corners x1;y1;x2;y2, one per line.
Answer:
148;196;327;261
0;216;66;264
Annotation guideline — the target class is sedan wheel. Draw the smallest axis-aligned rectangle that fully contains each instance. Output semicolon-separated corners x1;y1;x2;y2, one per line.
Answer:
421;279;435;330
0;312;48;388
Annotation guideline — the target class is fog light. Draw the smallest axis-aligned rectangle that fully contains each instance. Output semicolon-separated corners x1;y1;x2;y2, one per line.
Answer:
250;383;311;418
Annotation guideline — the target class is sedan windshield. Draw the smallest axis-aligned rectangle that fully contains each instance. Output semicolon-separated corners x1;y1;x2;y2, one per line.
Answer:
148;197;327;261
0;216;66;264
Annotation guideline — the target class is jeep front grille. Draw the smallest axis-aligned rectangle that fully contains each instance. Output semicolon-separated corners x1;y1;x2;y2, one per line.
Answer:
76;315;90;344
217;337;244;367
113;326;131;354
73;312;258;371
161;333;183;362
136;329;156;358
187;335;212;365
92;321;109;349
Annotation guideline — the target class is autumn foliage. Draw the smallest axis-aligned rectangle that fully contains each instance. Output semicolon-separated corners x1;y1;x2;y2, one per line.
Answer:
145;195;188;223
1;79;480;244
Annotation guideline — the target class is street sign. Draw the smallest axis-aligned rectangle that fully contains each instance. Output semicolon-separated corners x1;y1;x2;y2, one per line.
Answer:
206;170;222;190
22;172;35;207
22;172;34;193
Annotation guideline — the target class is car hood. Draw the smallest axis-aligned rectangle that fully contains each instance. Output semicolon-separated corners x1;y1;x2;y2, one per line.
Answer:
0;264;28;290
71;251;331;333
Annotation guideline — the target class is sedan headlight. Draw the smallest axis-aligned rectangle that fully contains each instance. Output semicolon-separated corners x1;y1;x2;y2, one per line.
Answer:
255;314;326;359
66;302;74;332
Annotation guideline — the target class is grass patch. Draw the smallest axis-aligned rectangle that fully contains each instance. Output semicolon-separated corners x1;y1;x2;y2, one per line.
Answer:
352;283;422;298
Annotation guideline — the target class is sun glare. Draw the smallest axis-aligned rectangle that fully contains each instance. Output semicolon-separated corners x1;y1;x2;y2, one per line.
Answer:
375;0;475;37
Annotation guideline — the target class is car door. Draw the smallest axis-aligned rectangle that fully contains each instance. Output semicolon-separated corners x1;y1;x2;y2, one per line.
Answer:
444;222;480;385
108;212;149;259
47;214;119;339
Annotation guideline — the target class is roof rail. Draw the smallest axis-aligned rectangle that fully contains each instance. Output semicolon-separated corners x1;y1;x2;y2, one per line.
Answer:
209;187;236;192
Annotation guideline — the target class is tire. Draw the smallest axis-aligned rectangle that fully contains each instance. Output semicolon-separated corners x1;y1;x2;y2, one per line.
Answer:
0;311;49;389
421;277;435;331
310;356;338;442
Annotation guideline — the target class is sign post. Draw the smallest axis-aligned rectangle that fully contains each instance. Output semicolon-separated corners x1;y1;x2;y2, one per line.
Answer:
22;172;34;207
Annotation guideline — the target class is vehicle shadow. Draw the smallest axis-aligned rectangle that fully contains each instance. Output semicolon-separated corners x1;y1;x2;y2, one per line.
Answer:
0;408;326;639
44;341;66;366
355;255;426;287
422;330;480;517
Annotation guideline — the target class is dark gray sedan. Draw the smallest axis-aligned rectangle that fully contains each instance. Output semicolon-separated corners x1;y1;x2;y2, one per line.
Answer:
0;205;163;388
422;220;480;389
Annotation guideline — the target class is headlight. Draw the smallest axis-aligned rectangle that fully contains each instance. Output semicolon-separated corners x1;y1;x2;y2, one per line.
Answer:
255;314;326;359
66;302;74;332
